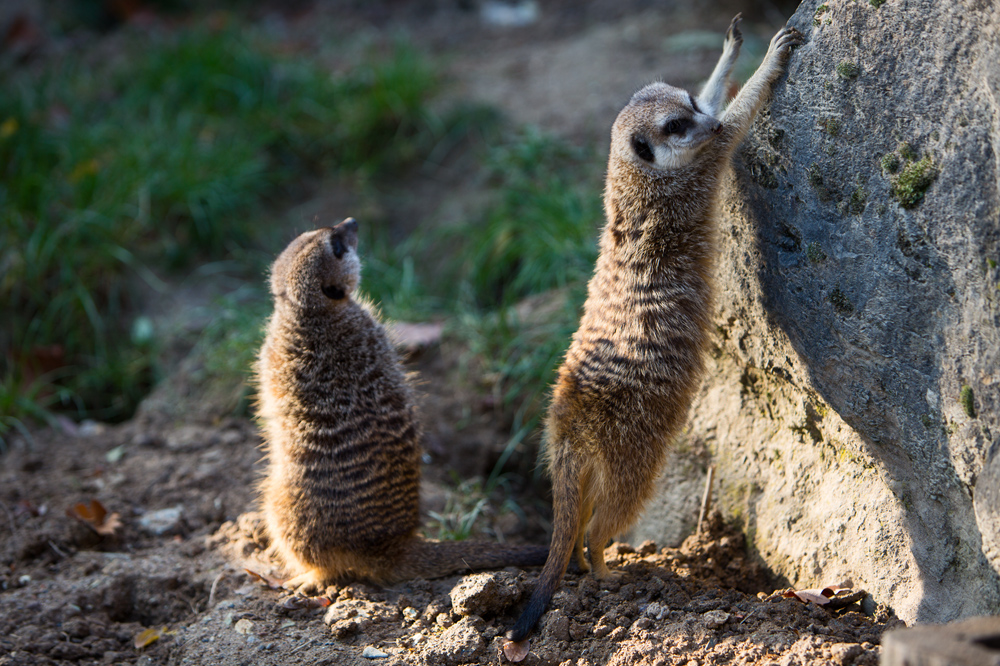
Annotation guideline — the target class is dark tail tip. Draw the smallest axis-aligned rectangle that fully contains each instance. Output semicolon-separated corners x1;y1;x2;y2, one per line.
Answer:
506;578;557;642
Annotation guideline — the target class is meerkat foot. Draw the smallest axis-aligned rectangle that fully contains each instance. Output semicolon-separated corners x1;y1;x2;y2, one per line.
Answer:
575;543;592;573
592;560;623;581
283;570;329;596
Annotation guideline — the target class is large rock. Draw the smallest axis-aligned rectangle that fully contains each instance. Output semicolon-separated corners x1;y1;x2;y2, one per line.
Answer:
632;0;1000;624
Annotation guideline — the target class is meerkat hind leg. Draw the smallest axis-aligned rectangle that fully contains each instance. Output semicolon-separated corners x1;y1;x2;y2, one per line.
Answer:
575;471;596;572
697;14;743;117
586;504;626;580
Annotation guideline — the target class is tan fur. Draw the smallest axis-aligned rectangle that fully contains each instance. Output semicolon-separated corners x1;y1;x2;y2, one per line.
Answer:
508;17;802;643
257;219;547;594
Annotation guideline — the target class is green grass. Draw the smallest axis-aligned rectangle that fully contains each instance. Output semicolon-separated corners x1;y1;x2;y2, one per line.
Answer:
0;23;444;436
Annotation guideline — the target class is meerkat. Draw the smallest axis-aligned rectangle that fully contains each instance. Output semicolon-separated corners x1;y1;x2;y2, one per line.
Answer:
506;17;803;644
256;218;548;593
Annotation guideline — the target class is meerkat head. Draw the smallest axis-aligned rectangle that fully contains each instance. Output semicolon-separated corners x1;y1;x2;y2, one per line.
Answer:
269;218;361;309
610;82;723;171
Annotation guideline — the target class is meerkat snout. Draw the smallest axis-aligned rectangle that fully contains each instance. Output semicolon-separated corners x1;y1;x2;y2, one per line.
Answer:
270;217;361;308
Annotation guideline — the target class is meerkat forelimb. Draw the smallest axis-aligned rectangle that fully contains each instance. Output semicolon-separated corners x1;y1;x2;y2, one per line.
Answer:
696;13;744;117
256;219;547;595
505;18;802;648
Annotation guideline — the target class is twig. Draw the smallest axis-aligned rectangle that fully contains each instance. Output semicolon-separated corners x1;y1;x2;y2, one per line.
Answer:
290;639;314;655
697;465;715;534
739;606;759;628
207;571;225;610
48;540;68;559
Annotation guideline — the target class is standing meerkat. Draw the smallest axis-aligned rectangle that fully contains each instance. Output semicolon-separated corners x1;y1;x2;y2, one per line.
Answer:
257;218;547;593
506;17;803;645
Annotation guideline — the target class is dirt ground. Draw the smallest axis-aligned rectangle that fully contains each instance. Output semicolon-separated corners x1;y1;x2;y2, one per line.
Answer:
2;1;902;665
0;395;898;666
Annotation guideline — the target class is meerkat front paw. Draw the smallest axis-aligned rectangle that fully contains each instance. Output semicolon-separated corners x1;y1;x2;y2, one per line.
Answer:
766;25;804;63
725;13;744;53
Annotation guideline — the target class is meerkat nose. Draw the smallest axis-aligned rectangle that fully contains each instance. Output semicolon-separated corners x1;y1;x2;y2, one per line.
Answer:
712;122;723;135
340;217;359;232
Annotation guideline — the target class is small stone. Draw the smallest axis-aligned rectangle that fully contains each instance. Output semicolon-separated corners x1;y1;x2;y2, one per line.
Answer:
830;643;864;665
569;620;590;641
643;602;667;620
138;506;184;536
637;540;658;556
702;610;730;629
592;621;614;639
541;609;570;642
449;571;522;617
361;646;389;659
234;618;253;635
420;617;485;665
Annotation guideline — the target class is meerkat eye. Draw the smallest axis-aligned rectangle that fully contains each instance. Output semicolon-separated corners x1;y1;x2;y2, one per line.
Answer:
663;119;688;135
631;136;655;162
322;284;346;300
331;237;346;259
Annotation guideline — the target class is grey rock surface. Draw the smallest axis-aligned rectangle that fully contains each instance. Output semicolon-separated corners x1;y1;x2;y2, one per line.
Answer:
634;0;1000;624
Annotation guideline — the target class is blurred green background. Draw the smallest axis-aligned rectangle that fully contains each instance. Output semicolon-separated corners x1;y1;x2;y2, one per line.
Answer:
0;1;610;447
0;0;793;455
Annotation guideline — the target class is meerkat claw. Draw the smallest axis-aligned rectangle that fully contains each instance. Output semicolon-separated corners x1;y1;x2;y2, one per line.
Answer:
726;13;743;45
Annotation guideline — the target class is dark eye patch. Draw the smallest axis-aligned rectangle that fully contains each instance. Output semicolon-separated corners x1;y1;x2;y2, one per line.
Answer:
322;284;346;300
663;118;691;135
631;136;655;162
331;237;346;259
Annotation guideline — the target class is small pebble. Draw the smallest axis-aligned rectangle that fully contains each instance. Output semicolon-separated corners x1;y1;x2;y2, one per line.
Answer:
361;646;389;659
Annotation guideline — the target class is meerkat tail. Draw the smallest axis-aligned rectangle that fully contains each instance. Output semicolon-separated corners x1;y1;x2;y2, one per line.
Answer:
390;540;549;582
507;442;583;643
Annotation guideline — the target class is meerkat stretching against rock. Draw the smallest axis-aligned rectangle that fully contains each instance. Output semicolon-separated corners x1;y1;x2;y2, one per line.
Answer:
256;219;547;593
506;17;802;645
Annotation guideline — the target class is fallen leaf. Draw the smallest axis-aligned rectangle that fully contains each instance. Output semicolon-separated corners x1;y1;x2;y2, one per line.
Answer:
66;499;121;536
502;639;530;662
782;587;833;605
134;626;170;649
244;568;286;589
781;585;866;609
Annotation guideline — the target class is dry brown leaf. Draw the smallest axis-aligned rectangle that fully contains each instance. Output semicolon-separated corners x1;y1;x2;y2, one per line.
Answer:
134;626;168;649
782;587;834;605
502;639;530;662
782;585;865;609
66;499;121;536
244;568;286;590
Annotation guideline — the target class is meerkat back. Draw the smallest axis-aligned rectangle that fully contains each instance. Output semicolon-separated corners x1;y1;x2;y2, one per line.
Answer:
506;17;802;650
256;218;421;591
